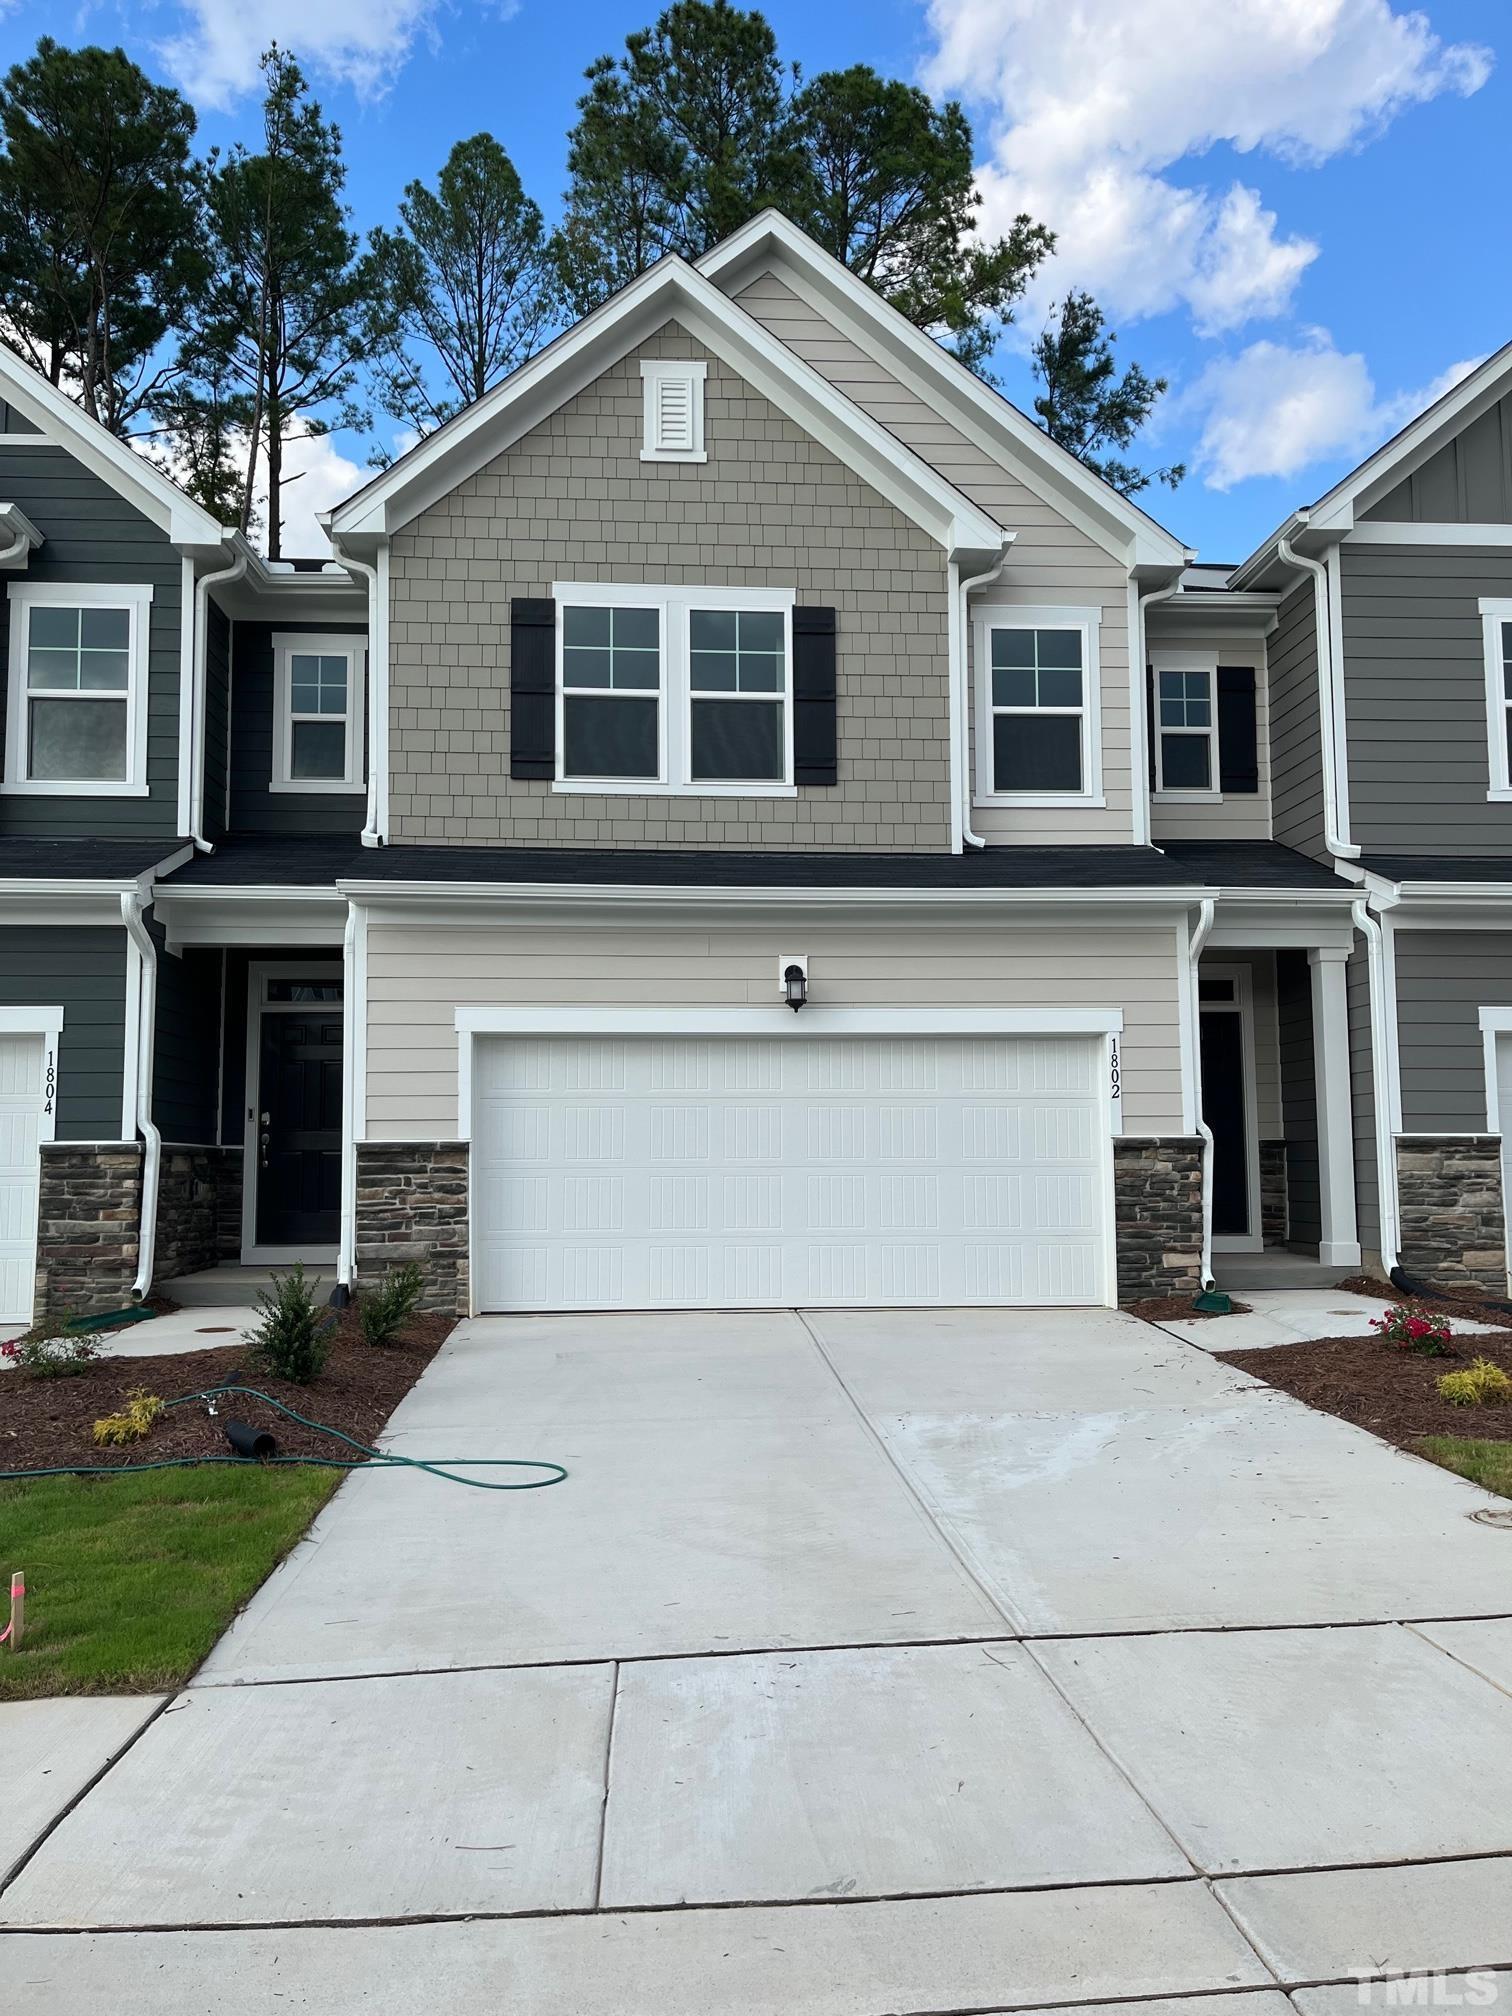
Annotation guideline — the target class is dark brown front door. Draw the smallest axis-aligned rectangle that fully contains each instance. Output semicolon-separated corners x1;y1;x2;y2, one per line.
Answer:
256;1008;343;1247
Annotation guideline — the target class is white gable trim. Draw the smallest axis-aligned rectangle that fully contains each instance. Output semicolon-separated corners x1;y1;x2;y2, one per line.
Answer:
0;346;225;551
327;254;1004;561
700;211;1189;573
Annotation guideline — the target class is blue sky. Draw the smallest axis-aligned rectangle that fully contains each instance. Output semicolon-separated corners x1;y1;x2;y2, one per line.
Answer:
5;1;1504;560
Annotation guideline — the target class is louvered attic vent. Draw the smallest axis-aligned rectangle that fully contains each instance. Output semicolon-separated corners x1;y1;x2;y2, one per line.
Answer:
641;358;707;462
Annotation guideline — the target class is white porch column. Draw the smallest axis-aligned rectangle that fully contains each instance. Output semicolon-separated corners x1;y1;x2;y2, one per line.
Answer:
1308;945;1361;1267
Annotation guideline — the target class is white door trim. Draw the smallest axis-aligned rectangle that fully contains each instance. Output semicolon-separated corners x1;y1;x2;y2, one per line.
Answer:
242;960;343;1266
1478;1006;1512;1298
0;1010;62;1324
1201;963;1264;1252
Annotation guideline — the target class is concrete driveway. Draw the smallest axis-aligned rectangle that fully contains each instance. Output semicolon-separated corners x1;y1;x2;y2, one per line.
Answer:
7;1304;1512;2012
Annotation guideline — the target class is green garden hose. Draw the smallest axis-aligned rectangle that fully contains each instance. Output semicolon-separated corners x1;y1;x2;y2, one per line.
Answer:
0;1383;567;1491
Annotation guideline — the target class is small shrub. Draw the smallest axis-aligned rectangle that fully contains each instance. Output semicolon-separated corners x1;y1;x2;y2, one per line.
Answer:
1370;1302;1455;1356
251;1264;332;1384
1437;1357;1512;1408
1;1331;101;1379
93;1388;165;1446
358;1263;425;1346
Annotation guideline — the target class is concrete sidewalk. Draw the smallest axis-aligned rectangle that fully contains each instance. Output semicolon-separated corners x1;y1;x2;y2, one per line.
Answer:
6;1299;1512;2012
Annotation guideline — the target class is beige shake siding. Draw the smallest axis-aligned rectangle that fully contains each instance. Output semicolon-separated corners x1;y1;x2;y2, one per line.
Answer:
386;322;951;851
734;272;1137;844
1145;626;1273;843
361;919;1187;1140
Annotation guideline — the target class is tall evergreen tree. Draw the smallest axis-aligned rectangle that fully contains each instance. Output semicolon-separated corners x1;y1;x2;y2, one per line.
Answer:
0;38;206;434
188;46;369;556
1030;291;1184;498
556;3;1050;372
366;133;558;447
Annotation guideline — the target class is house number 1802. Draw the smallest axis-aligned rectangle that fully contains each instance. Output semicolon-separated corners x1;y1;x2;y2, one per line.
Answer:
1109;1035;1120;1103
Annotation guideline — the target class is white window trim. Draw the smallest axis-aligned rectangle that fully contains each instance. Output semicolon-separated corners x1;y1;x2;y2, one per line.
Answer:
270;631;368;796
3;581;153;798
1478;599;1512;801
640;358;707;463
1152;649;1221;801
551;581;796;798
972;602;1104;809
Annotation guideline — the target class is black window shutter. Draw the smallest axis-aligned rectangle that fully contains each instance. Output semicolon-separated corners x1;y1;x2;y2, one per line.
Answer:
510;598;555;780
1145;664;1157;781
1217;665;1259;794
793;606;837;786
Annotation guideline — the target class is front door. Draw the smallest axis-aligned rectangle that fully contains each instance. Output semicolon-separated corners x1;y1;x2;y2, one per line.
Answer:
1200;1008;1250;1239
247;968;343;1257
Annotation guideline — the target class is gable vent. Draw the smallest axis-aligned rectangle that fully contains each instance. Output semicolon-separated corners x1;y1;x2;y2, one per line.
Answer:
641;358;707;463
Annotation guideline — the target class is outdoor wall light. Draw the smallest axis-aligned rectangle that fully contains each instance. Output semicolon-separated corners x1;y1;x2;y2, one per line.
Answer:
780;955;810;1012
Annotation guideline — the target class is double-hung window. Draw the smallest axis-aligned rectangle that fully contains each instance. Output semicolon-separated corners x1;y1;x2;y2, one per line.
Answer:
1155;662;1217;793
272;633;367;793
3;582;152;796
1480;600;1512;800
554;584;793;794
974;606;1101;804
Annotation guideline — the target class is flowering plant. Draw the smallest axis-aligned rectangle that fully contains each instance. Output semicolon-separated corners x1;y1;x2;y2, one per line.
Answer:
1;1331;102;1379
1369;1302;1455;1356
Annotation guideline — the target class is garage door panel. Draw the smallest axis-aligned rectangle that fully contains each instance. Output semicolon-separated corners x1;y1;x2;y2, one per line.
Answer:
472;1034;1111;1312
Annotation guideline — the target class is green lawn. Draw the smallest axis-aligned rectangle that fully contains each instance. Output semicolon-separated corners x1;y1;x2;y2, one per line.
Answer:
1418;1436;1512;1500
0;1467;339;1700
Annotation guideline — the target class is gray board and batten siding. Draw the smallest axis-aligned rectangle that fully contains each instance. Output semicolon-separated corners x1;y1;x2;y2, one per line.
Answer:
0;435;186;840
1362;390;1512;526
0;925;126;1138
1339;543;1512;856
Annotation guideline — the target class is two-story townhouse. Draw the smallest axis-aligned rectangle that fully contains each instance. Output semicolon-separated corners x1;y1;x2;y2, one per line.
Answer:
0;347;369;1326
139;213;1357;1321
0;212;1371;1326
1233;344;1512;1301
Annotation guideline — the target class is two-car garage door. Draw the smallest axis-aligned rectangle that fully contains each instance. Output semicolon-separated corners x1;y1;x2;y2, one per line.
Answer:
471;1033;1111;1311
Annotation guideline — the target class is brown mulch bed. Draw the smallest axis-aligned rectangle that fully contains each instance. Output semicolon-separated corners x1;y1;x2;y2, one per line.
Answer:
1218;1329;1512;1454
1125;1294;1251;1322
0;1310;455;1474
1338;1272;1512;1333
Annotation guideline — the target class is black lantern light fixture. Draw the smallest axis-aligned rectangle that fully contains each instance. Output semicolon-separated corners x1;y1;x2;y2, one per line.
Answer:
781;958;809;1012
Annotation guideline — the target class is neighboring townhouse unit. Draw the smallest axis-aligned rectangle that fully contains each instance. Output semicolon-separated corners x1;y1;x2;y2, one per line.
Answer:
0;213;1384;1325
1233;343;1512;1301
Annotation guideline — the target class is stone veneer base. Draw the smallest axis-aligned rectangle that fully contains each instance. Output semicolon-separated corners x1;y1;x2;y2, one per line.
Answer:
355;1141;469;1315
35;1141;144;1323
155;1145;244;1284
1113;1136;1205;1303
1395;1133;1507;1298
1258;1138;1288;1247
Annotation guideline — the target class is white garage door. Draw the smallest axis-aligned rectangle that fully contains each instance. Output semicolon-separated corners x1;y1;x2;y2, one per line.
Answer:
0;1033;44;1324
472;1034;1110;1312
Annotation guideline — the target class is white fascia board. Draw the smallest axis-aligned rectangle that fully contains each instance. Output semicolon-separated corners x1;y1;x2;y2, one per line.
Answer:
456;1003;1125;1039
0;502;44;564
699;212;1188;573
329;254;1003;559
1147;590;1280;631
0;349;224;549
152;888;348;950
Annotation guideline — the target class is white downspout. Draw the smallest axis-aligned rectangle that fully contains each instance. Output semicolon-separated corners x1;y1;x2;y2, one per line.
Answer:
1278;520;1358;862
121;892;162;1301
337;900;358;1294
1187;897;1217;1291
1352;895;1401;1275
1135;576;1183;847
954;539;1015;850
189;541;246;850
331;538;385;847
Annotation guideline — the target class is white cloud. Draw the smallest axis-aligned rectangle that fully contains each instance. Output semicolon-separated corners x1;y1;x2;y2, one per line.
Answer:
924;0;1490;333
156;0;443;110
254;425;367;556
1182;334;1485;490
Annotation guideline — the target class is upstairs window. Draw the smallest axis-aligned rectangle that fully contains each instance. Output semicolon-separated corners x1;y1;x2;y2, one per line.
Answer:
3;582;151;797
1480;600;1512;800
554;583;792;794
641;358;707;462
272;632;367;794
1155;665;1216;793
974;607;1102;805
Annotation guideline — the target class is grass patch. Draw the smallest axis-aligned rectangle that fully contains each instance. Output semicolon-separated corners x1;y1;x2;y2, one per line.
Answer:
0;1466;338;1700
1417;1437;1512;1500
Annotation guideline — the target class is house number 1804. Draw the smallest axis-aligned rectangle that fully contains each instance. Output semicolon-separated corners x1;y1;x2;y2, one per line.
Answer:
43;1047;55;1117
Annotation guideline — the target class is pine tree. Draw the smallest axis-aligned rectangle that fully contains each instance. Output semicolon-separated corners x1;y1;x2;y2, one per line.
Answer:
1031;292;1185;498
